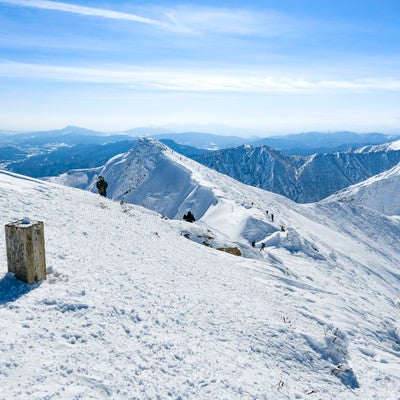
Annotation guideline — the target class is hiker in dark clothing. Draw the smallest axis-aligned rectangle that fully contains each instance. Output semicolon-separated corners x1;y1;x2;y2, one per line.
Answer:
183;211;196;223
96;176;108;197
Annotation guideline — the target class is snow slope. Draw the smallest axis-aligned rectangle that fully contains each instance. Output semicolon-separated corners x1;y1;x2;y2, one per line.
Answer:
0;154;400;398
355;139;400;153
326;163;400;216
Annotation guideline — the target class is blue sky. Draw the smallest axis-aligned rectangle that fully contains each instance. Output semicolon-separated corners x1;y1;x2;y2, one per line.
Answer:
1;0;400;134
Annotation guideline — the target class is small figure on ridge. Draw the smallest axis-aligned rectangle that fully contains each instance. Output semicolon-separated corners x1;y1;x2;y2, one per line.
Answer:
183;211;196;223
96;176;108;197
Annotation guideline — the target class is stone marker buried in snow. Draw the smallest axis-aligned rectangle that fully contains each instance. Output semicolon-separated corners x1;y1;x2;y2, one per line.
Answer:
5;218;47;284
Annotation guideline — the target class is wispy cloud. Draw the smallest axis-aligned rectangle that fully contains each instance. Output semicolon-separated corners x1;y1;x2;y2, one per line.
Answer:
0;0;306;37
0;0;166;27
160;5;297;36
1;60;399;93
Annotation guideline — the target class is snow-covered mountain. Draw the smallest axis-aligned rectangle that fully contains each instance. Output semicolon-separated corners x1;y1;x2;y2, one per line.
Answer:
326;162;400;216
54;138;295;223
354;138;400;153
1;138;399;398
193;140;400;203
0;126;134;148
252;131;400;154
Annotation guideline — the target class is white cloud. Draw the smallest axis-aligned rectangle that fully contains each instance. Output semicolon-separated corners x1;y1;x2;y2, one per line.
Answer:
1;60;399;93
0;0;305;37
160;6;296;36
0;0;166;27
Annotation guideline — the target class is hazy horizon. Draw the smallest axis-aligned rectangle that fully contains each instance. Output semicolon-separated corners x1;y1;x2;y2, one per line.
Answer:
1;0;400;133
1;123;399;138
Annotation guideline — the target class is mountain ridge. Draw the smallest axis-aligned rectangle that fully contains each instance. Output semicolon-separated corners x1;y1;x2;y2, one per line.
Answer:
193;140;400;203
325;162;400;216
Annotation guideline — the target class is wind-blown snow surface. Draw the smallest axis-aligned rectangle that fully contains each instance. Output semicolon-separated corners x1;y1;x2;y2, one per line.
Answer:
1;158;400;398
327;163;400;216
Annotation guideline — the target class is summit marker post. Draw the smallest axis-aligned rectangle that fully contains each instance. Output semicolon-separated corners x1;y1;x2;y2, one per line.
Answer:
5;219;47;284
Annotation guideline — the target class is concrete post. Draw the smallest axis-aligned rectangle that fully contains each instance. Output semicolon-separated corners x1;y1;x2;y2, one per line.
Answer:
5;219;46;284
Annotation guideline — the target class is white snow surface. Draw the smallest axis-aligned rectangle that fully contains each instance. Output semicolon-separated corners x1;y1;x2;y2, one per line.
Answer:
1;139;400;399
327;163;400;216
355;139;400;153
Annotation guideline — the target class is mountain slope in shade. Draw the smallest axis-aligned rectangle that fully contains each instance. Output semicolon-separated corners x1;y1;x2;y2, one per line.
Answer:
326;162;400;216
0;144;400;398
193;140;400;203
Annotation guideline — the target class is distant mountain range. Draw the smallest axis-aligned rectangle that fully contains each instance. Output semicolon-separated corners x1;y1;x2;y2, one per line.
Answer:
153;132;248;150
4;138;211;178
193;141;400;203
0;126;132;148
252;131;400;154
7;141;137;178
0;146;27;162
1;125;398;152
1;126;400;202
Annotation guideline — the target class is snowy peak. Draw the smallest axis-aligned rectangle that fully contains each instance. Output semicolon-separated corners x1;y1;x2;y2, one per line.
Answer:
91;137;218;220
86;137;310;259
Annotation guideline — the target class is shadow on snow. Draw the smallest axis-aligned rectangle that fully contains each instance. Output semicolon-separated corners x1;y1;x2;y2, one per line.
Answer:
0;273;41;305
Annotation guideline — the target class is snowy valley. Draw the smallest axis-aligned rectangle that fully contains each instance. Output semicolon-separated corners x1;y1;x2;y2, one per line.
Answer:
1;138;399;399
